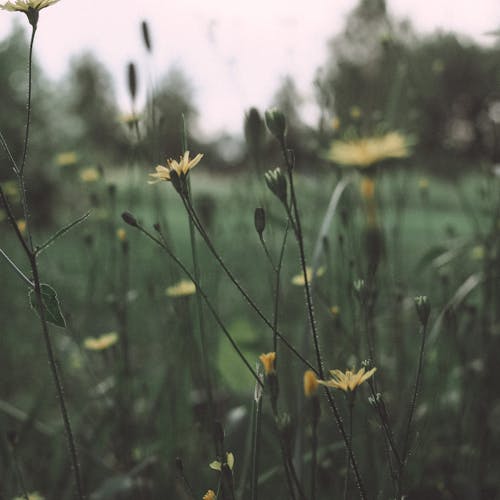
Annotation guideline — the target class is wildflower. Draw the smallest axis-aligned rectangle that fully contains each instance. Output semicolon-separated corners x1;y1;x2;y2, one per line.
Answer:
209;452;235;471
349;106;362;119
116;228;126;242
303;370;318;397
79;167;100;183
1;180;20;199
0;0;60;26
264;167;287;204
149;151;203;183
291;266;325;286
318;366;376;393
328;132;411;168
16;219;26;235
55;151;78;167
259;352;276;375
84;332;118;351
331;116;340;131
265;108;287;141
203;490;216;500
12;493;44;500
329;305;340;317
418;178;429;190
165;279;196;298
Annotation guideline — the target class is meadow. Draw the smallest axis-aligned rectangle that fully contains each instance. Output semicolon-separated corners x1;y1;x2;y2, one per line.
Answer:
1;2;500;500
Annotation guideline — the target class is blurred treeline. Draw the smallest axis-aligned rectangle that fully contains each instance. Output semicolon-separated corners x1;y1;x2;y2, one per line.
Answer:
1;0;500;188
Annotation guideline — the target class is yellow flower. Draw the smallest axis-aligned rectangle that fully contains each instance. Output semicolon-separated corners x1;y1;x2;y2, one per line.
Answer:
120;113;140;126
328;132;411;168
349;106;362;119
303;370;318;397
116;228;126;242
1;180;20;199
79;167;100;183
418;178;429;190
259;352;276;375
55;151;78;167
16;219;26;235
165;279;196;298
83;332;118;351
12;492;45;500
203;490;216;500
209;452;235;471
329;305;340;317
331;116;340;131
318;367;376;393
149;151;203;183
0;0;59;12
291;266;325;286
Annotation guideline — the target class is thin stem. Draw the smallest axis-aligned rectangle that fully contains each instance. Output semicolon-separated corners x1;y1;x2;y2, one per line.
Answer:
0;129;19;174
136;224;263;386
180;193;317;372
399;322;428;496
19;25;36;176
0;187;31;257
30;256;85;500
343;398;354;500
0;248;33;287
310;406;318;500
250;396;262;500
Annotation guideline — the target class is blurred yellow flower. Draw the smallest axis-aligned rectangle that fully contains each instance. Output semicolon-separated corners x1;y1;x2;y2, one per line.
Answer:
418;178;429;190
329;305;340;317
318;367;376;393
471;245;485;260
1;180;20;199
331;116;340;131
203;490;216;500
120;113;140;126
12;493;44;500
165;279;196;297
0;0;59;12
349;106;362;119
149;151;203;183
303;370;319;397
116;228;127;242
79;167;100;183
291;266;325;286
209;452;235;471
84;332;118;351
328;132;411;168
16;219;26;235
55;151;78;167
259;352;276;375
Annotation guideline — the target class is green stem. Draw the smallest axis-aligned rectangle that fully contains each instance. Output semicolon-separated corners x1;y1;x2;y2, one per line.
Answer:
30;256;85;500
344;398;354;500
180;194;317;372
19;24;36;176
250;396;263;500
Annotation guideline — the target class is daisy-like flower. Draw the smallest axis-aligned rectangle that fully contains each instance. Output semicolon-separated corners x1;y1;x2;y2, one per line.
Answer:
209;452;235;471
318;367;376;393
291;266;325;286
83;332;118;351
328;132;411;168
0;0;59;12
259;352;276;375
165;279;196;298
79;167;100;183
203;490;216;500
55;151;78;168
149;151;203;184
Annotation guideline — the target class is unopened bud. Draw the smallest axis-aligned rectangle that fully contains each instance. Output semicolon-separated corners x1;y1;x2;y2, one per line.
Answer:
265;108;287;142
254;207;266;236
141;20;152;52
127;62;138;101
264;168;287;205
414;296;430;326
121;211;138;227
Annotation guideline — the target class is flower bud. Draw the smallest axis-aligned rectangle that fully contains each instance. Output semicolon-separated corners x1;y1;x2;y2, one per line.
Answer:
303;370;318;398
254;207;266;236
141;20;153;52
121;211;138;227
264;168;287;205
414;295;430;326
265;108;287;142
127;62;138;102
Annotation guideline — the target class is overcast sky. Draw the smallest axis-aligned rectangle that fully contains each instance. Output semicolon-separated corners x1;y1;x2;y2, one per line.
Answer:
0;0;499;137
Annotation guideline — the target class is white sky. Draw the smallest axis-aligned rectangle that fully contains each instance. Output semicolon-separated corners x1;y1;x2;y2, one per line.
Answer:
0;0;499;137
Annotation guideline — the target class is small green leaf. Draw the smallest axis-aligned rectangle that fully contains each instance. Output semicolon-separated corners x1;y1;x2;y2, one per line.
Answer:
29;284;66;328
